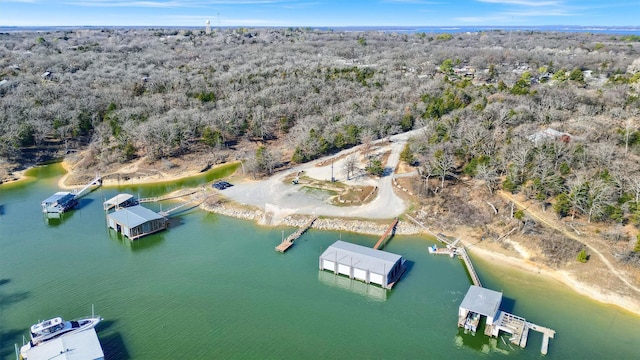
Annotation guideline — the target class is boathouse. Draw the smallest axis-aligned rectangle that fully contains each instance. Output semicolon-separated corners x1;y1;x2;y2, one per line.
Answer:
107;205;167;240
319;240;406;289
458;285;502;333
41;191;78;213
103;193;138;211
23;328;104;360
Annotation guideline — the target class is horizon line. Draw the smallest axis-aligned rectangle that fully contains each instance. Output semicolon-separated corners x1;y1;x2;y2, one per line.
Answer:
2;24;639;29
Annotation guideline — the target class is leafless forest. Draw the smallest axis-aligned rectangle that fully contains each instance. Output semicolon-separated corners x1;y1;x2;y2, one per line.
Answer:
1;28;639;251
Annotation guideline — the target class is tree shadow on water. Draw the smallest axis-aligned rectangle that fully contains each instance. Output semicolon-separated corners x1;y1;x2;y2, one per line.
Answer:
0;285;30;309
101;331;131;360
0;328;28;359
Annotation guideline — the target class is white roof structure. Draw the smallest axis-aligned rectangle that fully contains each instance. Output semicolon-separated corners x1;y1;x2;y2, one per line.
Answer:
25;329;104;360
459;285;502;319
321;240;403;275
42;191;74;205
527;128;572;143
107;205;163;228
103;193;136;210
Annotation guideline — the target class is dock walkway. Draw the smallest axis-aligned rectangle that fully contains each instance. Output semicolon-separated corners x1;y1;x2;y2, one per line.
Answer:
456;247;482;287
138;189;199;204
529;322;556;355
73;175;102;199
158;191;208;217
275;217;317;253
408;214;556;355
373;218;398;250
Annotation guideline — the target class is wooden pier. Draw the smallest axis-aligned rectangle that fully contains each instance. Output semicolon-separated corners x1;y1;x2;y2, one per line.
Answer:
158;195;207;217
138;189;199;204
275;217;317;253
73;175;102;199
529;322;556;355
373;218;398;250
456;246;482;287
408;214;556;355
489;311;555;354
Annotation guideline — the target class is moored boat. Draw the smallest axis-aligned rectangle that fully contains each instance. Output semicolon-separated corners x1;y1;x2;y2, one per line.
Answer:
20;314;102;359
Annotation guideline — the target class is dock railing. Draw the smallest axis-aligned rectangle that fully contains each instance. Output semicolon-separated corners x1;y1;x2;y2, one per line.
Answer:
275;217;317;253
73;175;102;199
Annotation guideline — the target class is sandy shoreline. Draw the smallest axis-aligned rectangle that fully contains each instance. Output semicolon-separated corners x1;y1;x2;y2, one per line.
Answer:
5;160;640;318
465;243;640;316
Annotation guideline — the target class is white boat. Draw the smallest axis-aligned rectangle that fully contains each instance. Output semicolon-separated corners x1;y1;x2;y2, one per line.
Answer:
20;314;102;358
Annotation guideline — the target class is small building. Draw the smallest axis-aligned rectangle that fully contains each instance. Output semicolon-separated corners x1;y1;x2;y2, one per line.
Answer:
527;127;572;144
103;193;138;212
41;191;78;213
458;285;502;334
319;240;406;289
107;205;167;240
23;328;104;360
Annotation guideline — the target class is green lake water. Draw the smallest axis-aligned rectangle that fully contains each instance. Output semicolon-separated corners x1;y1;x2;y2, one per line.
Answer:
1;163;639;359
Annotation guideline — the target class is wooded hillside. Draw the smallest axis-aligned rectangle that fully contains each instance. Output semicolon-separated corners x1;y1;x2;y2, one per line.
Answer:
1;28;639;238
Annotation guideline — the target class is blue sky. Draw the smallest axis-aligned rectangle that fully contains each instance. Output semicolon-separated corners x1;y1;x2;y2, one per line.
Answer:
0;0;637;27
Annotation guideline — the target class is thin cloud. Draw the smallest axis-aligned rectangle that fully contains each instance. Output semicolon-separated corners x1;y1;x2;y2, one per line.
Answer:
64;0;290;7
504;9;573;16
456;15;510;23
477;0;561;6
383;0;443;4
280;1;320;9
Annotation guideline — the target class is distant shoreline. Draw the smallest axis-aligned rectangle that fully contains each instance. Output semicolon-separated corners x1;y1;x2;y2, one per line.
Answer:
2;25;639;36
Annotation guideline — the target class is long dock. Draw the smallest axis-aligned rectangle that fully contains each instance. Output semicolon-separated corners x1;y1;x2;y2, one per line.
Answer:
73;175;102;199
373;218;398;250
456;247;482;287
138;189;199;203
158;192;209;217
489;311;555;354
529;322;556;355
275;217;317;253
408;214;556;354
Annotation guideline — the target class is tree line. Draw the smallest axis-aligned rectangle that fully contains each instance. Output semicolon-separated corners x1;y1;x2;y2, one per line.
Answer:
0;27;639;239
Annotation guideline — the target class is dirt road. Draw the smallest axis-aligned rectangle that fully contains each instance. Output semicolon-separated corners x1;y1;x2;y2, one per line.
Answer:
498;190;640;295
221;129;424;222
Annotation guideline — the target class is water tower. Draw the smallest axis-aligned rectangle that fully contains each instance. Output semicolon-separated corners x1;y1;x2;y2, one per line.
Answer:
205;20;211;34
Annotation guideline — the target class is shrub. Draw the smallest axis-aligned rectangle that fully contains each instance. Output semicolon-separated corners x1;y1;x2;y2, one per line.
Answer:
577;249;588;263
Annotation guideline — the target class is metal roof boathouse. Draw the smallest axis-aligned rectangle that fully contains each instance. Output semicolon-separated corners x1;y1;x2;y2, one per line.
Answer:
458;285;502;334
458;285;556;354
41;192;78;213
23;328;104;360
107;205;167;240
319;240;406;289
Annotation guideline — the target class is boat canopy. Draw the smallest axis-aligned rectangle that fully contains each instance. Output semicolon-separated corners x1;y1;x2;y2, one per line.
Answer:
31;317;63;334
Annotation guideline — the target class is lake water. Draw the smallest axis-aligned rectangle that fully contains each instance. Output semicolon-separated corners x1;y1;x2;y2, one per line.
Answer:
1;164;639;359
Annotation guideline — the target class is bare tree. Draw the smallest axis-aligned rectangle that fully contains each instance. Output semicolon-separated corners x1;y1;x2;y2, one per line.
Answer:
431;147;455;191
342;154;358;180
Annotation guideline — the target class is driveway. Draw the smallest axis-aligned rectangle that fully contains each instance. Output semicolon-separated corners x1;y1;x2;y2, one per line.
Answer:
221;128;425;222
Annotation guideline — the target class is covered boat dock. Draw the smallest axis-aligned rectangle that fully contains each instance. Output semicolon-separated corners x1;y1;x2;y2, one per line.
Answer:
107;205;167;240
22;328;104;360
103;193;138;212
319;240;406;289
458;285;556;354
41;192;78;213
458;285;502;334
